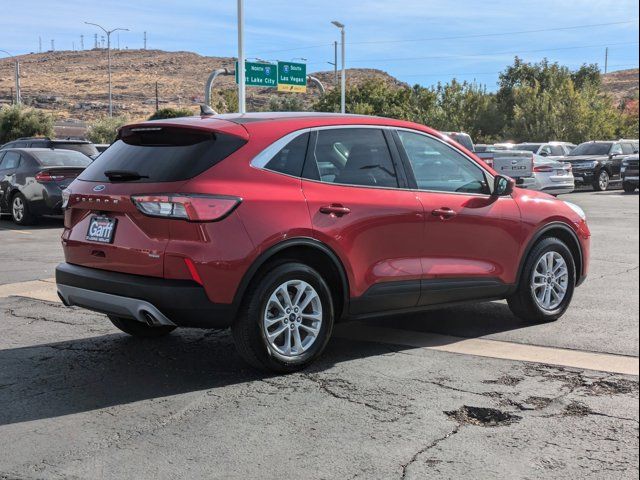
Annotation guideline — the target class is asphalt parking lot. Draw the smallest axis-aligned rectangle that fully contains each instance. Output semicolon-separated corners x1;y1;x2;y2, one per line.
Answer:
0;190;638;479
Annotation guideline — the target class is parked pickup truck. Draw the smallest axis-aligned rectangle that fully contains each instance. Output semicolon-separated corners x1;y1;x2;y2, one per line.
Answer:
474;144;534;186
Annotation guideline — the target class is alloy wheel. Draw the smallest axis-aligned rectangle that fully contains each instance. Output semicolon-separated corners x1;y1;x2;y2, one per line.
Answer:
12;196;24;223
598;171;609;191
262;279;323;358
531;251;569;311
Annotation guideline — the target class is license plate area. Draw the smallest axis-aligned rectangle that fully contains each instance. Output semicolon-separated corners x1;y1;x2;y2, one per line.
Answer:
86;216;117;244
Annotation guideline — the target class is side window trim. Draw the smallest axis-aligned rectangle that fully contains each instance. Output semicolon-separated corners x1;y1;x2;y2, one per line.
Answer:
393;128;494;196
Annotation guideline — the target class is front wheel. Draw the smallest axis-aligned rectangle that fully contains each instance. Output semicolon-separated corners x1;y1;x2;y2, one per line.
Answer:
508;237;576;323
593;170;610;191
232;262;334;373
623;182;637;193
109;316;176;338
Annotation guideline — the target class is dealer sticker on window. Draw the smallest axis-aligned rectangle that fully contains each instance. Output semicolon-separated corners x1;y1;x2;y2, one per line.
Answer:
86;216;117;244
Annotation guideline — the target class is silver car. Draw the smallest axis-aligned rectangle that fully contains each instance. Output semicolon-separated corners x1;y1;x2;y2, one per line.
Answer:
516;142;576;160
532;155;575;195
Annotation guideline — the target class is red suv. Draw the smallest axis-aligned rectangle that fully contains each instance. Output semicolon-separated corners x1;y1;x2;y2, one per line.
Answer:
56;113;591;372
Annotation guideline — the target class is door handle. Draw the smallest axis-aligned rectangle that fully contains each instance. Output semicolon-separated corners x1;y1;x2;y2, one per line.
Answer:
320;204;351;217
432;207;457;220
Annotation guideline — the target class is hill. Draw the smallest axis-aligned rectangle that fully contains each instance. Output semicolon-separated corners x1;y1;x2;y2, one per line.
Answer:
602;68;639;104
0;49;402;122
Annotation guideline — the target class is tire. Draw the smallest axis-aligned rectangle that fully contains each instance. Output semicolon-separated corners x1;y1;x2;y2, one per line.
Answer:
108;316;176;338
11;193;36;226
623;182;637;193
593;169;610;191
508;237;576;324
232;262;334;373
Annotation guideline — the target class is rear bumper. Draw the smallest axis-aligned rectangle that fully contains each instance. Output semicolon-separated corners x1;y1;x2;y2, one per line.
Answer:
56;263;235;328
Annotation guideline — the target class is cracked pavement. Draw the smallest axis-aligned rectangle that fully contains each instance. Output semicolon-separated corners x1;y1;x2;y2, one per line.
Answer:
0;191;638;479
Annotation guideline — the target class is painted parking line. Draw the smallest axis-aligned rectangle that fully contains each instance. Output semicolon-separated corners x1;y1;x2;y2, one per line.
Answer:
3;279;638;375
0;278;59;303
335;323;639;376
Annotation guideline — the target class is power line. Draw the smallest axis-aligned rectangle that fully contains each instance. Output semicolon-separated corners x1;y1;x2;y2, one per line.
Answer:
252;20;639;56
321;41;640;66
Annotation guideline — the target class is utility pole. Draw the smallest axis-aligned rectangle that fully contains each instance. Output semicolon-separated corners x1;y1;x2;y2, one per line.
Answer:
334;41;338;83
38;36;42;53
331;21;346;114
51;39;55;51
237;0;246;114
604;47;609;74
144;31;147;50
155;81;159;111
94;34;98;49
80;35;84;50
1;50;21;105
85;22;130;117
73;41;76;51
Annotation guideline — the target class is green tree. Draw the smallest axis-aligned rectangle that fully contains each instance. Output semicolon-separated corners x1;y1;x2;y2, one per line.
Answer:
86;116;128;144
0;105;54;144
148;107;195;121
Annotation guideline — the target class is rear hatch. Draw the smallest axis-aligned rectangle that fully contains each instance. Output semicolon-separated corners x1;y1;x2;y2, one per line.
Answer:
31;149;93;189
62;120;248;278
492;151;534;178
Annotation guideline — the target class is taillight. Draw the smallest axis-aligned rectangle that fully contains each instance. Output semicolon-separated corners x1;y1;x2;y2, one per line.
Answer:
35;171;66;182
62;188;71;209
564;163;573;172
131;194;241;222
533;165;554;173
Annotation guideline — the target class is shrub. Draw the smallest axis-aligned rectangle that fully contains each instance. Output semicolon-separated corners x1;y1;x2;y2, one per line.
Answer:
0;105;54;144
86;116;129;144
148;107;195;121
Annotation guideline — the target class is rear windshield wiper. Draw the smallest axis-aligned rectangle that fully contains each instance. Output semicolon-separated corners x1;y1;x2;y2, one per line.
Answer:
104;170;149;181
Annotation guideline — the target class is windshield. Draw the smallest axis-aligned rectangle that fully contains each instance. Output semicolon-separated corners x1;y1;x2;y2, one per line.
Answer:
33;150;93;167
569;143;612;156
517;144;542;153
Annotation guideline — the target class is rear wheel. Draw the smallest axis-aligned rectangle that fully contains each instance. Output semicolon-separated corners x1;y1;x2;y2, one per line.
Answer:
232;262;334;373
593;169;610;191
108;316;176;338
623;182;637;193
11;193;36;226
508;237;576;323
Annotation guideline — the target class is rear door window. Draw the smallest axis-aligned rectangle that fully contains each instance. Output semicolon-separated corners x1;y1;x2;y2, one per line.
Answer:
621;143;635;155
303;128;399;188
79;127;246;183
1;152;21;170
32;151;93;167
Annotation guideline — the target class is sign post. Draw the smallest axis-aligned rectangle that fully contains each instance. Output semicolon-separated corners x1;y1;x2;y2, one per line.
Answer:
277;62;307;93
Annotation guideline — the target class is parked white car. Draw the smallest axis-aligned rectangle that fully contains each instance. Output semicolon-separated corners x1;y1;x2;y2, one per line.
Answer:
532;155;575;195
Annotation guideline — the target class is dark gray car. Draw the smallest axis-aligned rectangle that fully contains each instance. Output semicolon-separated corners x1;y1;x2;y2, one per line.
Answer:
0;148;91;225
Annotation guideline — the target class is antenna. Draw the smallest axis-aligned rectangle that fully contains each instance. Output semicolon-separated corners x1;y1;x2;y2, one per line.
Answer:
144;31;147;50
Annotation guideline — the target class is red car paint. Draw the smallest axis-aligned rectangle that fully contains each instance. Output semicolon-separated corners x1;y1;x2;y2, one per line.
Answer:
60;113;590;315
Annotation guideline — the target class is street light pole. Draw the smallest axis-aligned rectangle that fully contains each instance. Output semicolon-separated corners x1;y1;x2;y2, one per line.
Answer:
84;22;129;117
237;0;246;114
331;21;346;114
0;50;20;105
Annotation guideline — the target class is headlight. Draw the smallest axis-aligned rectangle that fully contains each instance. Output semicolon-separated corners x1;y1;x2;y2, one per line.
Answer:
564;201;586;221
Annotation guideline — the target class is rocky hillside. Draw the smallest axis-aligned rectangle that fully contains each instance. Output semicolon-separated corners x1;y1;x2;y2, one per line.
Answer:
0;49;401;122
602;68;639;104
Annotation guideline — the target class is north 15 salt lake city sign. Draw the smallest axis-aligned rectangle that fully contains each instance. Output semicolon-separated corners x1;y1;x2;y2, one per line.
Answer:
236;61;307;93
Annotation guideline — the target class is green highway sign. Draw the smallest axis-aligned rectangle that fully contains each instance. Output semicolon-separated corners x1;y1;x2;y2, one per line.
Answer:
235;61;278;88
277;62;307;93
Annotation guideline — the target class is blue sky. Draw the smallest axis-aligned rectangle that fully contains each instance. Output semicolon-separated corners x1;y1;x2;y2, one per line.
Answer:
1;0;638;90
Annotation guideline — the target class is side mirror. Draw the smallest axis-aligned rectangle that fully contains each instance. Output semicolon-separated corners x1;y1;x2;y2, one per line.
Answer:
493;175;515;196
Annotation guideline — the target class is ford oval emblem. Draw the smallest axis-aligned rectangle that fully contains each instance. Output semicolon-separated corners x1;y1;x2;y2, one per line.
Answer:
93;185;106;192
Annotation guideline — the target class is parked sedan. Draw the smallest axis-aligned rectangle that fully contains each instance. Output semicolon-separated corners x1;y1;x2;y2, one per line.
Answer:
0;148;91;225
532;155;575;195
563;140;639;191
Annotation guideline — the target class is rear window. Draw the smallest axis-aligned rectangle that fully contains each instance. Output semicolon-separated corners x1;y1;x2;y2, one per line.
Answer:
78;127;247;183
33;150;92;167
53;142;99;157
517;144;542;153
